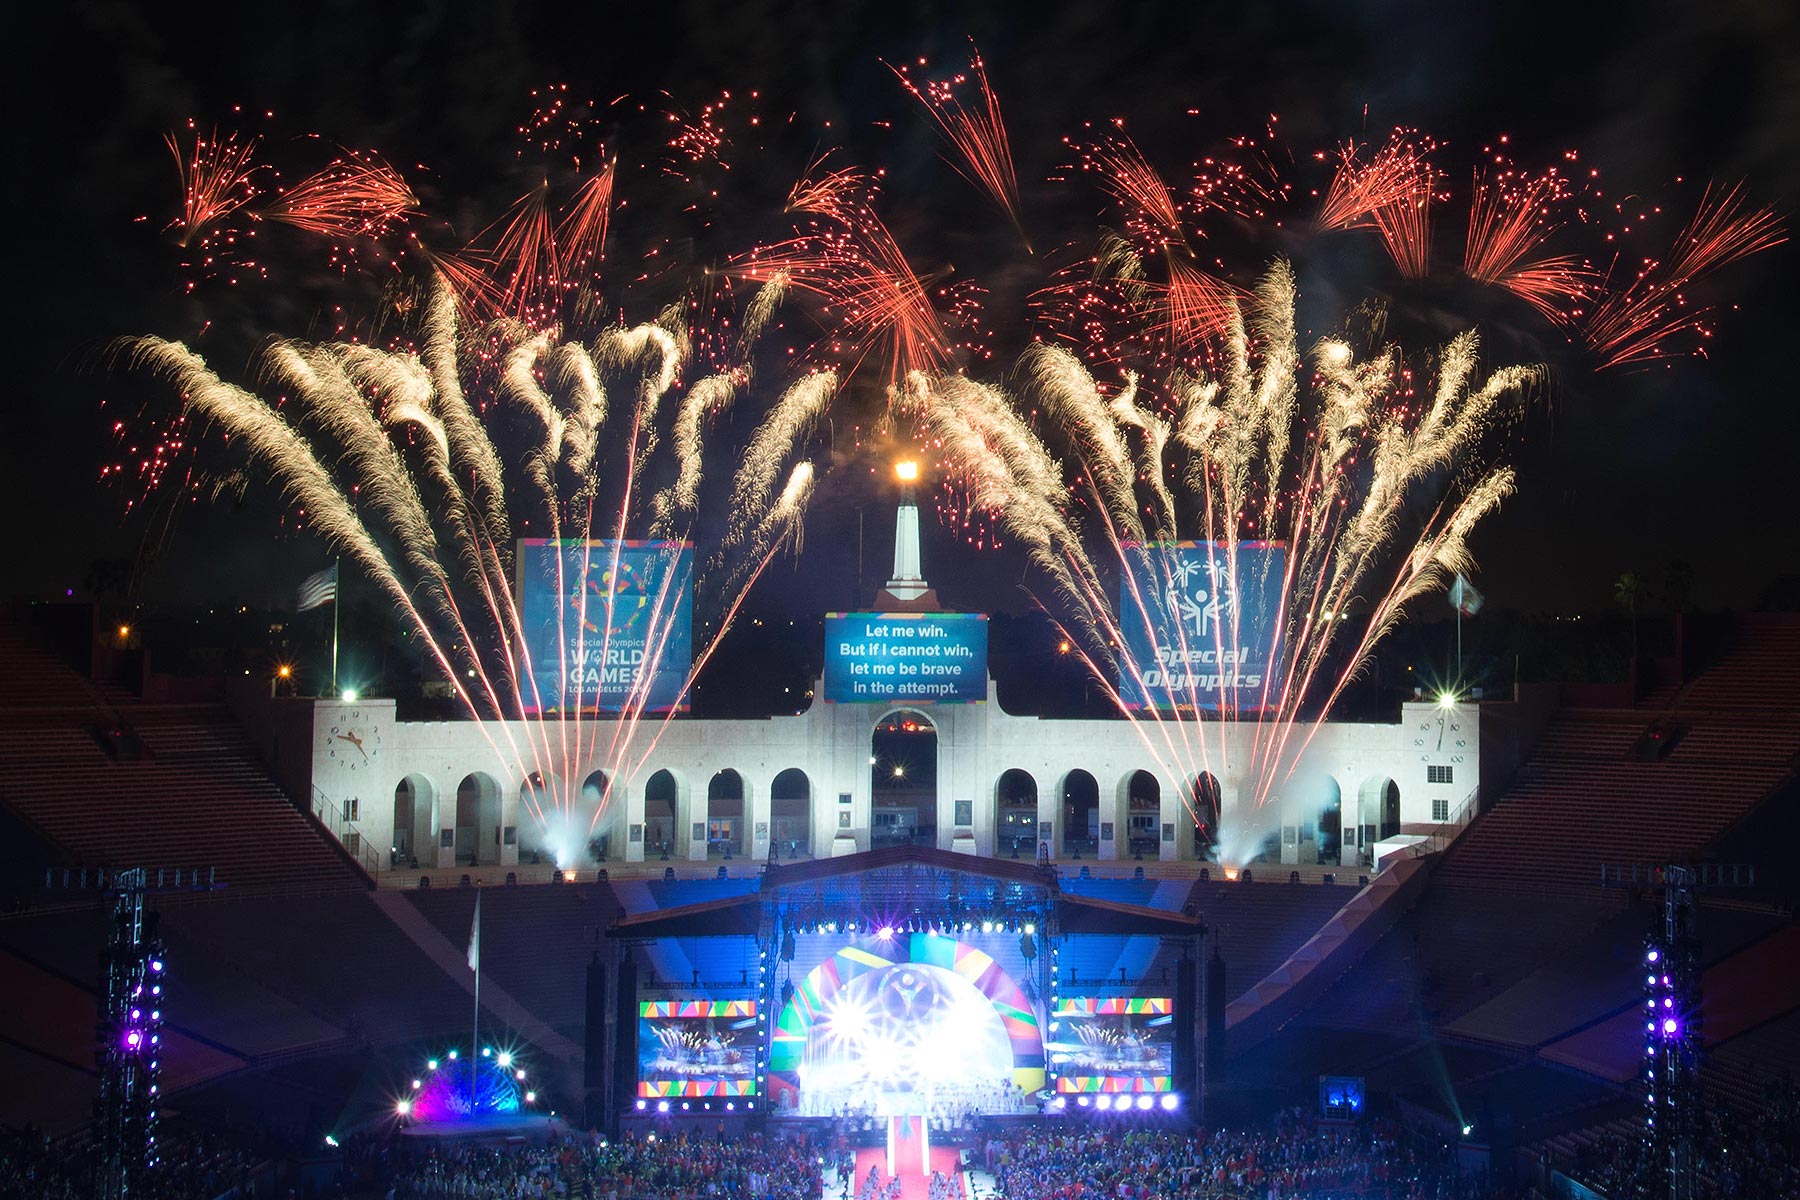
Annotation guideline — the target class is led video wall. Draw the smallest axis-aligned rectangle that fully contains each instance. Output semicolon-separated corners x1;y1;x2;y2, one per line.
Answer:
1050;996;1175;1093
636;998;759;1098
768;931;1044;1116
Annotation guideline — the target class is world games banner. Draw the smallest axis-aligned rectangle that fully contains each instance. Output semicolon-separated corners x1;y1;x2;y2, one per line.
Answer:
516;539;694;713
1117;541;1286;712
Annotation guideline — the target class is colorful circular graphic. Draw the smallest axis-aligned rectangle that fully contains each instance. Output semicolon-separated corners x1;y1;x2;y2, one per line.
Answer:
771;932;1044;1112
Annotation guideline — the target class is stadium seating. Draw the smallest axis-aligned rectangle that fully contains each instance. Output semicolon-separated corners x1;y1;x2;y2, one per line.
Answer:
0;621;365;894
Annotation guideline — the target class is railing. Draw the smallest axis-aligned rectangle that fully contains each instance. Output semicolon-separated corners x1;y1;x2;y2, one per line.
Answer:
1410;784;1482;859
310;786;380;879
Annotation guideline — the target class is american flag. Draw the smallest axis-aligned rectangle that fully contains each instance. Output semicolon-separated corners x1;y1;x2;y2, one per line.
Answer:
296;564;338;612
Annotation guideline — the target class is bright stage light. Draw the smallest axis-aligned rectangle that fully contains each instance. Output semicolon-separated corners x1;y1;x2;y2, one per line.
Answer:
1461;1123;1473;1137
877;925;895;940
657;1100;670;1113
1159;1094;1179;1111
635;1099;646;1111
396;1099;412;1116
1662;1018;1679;1035
1136;1094;1154;1110
427;1059;438;1071
496;1051;513;1068
411;1079;421;1090
1076;1095;1091;1108
447;1049;458;1060
525;1091;536;1104
482;1046;492;1057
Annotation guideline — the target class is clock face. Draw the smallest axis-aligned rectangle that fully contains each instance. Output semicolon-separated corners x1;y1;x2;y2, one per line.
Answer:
1414;714;1468;762
321;709;382;773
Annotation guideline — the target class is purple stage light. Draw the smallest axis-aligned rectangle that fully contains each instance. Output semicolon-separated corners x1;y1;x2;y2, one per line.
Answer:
1646;949;1660;963
1662;1018;1679;1035
125;1031;142;1048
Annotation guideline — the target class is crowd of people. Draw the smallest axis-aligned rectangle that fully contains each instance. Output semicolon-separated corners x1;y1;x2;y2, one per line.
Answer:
1556;1078;1799;1200
2;1123;270;1200
390;1129;825;1200
982;1110;1489;1200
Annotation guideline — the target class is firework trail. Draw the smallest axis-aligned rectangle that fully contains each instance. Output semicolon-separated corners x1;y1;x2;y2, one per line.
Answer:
741;168;951;380
262;151;418;239
166;125;261;249
890;44;1029;246
916;262;1537;837
127;272;826;868
1587;183;1787;370
1317;131;1438;278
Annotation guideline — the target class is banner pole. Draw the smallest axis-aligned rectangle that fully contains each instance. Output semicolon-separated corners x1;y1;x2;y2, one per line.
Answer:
330;558;341;698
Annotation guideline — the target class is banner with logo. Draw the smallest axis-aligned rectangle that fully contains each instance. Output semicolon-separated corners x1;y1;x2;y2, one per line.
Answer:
516;539;693;713
1116;541;1286;712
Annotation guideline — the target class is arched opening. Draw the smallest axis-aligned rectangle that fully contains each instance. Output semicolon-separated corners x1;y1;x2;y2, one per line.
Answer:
1191;773;1221;861
455;772;502;867
770;768;812;859
706;769;746;858
1060;770;1099;858
518;772;554;865
1310;775;1344;866
872;710;937;849
1357;776;1402;865
644;769;679;860
392;774;436;869
1125;771;1160;860
994;770;1038;859
581;770;613;863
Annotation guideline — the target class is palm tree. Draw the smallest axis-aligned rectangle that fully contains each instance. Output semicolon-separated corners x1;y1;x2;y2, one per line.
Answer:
1614;571;1646;658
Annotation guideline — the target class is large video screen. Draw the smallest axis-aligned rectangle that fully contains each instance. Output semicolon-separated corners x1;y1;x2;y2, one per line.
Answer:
769;930;1043;1117
516;539;693;713
823;613;988;704
636;999;758;1098
1050;997;1175;1093
1117;541;1286;712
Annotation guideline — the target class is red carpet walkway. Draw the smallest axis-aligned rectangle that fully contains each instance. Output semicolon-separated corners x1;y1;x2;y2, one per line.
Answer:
852;1139;965;1200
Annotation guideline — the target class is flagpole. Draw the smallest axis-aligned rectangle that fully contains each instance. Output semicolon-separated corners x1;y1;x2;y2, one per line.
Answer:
471;888;481;1116
330;558;341;698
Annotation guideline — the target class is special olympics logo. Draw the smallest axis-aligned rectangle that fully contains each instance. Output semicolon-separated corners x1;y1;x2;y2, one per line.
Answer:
1164;556;1235;637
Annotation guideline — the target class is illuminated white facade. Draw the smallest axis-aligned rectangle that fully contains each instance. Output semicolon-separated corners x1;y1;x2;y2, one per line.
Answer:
289;493;1479;875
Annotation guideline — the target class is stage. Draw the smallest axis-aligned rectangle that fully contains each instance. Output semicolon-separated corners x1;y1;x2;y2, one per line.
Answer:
400;1112;565;1142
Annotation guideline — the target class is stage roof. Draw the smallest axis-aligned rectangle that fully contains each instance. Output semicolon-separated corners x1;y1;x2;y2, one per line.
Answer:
610;846;1205;940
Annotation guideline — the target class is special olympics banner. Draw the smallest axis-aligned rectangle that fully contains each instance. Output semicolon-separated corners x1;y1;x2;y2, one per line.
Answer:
516;539;693;713
823;612;988;704
1117;541;1286;712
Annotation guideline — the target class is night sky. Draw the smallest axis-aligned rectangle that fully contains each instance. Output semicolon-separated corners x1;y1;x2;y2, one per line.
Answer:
11;0;1798;632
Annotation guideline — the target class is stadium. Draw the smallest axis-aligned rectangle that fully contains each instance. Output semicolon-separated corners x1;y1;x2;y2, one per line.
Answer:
8;5;1799;1199
4;480;1797;1199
